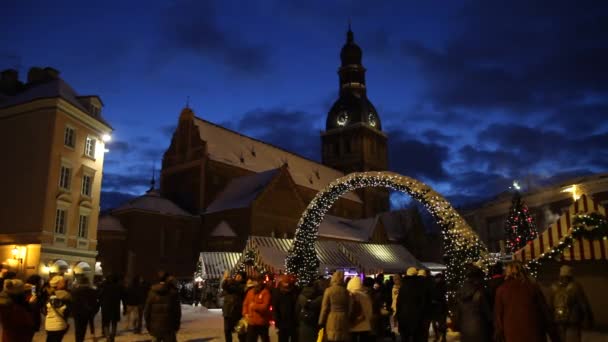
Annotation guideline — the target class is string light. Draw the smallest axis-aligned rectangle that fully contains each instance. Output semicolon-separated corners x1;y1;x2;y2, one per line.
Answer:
285;171;491;302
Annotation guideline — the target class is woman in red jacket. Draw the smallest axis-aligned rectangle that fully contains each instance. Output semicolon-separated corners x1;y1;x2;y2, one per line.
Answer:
242;278;272;342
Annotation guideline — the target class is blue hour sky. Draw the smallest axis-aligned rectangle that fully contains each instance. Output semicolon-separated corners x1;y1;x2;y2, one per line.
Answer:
2;0;607;210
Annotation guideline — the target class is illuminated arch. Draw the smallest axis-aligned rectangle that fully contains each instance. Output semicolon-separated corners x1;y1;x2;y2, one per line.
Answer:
286;171;491;291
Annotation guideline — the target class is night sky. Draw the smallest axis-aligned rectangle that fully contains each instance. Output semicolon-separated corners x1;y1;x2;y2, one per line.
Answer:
2;0;607;210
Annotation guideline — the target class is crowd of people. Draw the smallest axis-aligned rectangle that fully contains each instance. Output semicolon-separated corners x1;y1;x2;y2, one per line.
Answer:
220;261;594;342
0;271;181;342
0;261;595;342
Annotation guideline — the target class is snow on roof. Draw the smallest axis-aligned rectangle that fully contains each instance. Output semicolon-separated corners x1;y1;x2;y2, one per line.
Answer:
113;189;194;217
0;78;111;127
205;169;278;213
97;215;125;232
318;214;378;242
210;220;237;237
193;117;361;203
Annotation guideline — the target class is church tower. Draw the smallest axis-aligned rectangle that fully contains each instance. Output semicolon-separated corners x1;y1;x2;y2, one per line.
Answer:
321;27;390;218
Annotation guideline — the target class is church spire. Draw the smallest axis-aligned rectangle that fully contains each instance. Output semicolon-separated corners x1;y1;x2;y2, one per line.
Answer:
347;19;354;43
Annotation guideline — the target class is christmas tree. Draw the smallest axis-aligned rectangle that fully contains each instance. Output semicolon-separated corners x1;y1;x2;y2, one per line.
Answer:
504;191;538;253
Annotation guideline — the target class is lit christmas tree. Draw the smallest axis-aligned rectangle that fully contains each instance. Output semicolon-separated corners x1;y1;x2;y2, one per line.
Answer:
504;189;538;253
194;255;204;281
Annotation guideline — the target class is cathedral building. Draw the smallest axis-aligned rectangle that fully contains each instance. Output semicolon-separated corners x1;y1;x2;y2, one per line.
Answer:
160;27;389;251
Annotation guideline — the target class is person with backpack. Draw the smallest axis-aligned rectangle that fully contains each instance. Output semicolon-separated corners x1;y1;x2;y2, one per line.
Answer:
44;275;72;342
71;277;99;342
347;276;373;342
319;270;350;342
551;265;593;342
296;278;325;342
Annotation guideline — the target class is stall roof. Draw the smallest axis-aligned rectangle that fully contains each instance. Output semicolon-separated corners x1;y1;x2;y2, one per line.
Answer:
199;252;242;279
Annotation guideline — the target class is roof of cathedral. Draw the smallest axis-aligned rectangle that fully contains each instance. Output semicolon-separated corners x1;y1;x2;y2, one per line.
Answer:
113;189;194;217
379;209;412;242
97;214;125;232
209;220;238;237
318;214;378;242
192;117;361;203
205;169;279;213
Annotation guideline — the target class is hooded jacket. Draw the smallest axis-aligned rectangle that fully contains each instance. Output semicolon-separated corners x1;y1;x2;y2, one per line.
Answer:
242;285;272;326
319;271;350;342
144;282;181;336
346;277;373;333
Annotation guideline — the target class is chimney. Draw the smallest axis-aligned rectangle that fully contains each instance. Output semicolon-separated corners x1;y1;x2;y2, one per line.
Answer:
27;67;46;84
44;67;60;79
0;69;22;95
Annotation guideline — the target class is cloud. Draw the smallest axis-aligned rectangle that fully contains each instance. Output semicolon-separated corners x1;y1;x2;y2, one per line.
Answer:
100;191;136;211
236;108;323;160
161;0;272;75
102;172;150;192
388;130;449;181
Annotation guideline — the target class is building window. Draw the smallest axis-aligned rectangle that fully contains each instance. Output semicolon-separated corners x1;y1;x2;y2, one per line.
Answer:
59;166;72;190
78;215;88;238
81;174;93;196
64;127;75;148
55;209;67;234
85;137;96;158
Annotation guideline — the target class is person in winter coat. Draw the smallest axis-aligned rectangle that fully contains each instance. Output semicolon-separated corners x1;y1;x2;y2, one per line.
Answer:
347;277;373;342
25;275;42;332
495;261;558;342
319;271;350;342
71;277;99;342
272;275;298;342
391;275;401;336
0;279;36;342
124;276;148;333
417;269;433;341
144;273;182;342
100;274;125;342
296;279;325;342
45;275;72;342
222;272;246;342
430;273;447;342
454;266;492;342
550;265;593;342
242;278;272;342
396;267;430;342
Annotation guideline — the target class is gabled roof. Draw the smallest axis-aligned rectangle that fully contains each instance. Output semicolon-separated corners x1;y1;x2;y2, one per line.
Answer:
210;220;237;237
97;215;125;232
205;169;279;214
379;209;413;242
193;117;361;203
113;189;194;217
318;214;378;242
0;78;111;127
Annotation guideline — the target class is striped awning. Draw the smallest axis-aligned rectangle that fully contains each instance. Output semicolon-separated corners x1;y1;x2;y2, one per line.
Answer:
340;242;423;274
513;194;608;262
245;236;422;275
200;252;242;279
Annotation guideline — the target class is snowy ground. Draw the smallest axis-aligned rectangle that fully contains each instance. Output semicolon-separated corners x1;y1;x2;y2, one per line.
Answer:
30;305;608;341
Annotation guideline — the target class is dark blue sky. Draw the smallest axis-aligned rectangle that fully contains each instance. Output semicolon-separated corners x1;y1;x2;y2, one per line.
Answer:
2;0;607;210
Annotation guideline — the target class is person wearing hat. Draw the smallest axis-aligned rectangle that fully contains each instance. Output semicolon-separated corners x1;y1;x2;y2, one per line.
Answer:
319;270;350;342
396;267;431;341
242;275;272;342
45;275;72;341
0;279;36;342
551;265;593;342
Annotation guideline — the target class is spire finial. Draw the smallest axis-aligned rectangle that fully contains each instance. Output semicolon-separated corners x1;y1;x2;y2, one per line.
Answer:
346;19;354;43
150;162;156;190
186;96;190;109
